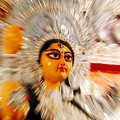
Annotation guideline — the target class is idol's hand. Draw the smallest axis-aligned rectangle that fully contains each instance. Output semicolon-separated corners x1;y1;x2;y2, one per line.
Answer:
2;24;24;54
0;80;30;120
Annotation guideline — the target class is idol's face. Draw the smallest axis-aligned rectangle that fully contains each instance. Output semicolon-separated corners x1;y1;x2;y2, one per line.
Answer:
40;42;73;83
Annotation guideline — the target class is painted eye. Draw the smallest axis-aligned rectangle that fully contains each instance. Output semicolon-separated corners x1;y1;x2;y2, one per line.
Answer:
64;55;72;62
47;53;60;59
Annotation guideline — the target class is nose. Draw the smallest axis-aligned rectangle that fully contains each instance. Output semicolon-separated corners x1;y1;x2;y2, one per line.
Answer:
59;55;66;66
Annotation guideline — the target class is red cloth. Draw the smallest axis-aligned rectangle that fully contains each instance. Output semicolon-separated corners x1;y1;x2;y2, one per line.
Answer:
90;63;120;73
90;63;120;92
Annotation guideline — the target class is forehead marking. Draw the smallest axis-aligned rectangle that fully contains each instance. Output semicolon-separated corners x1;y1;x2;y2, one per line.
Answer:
57;43;64;48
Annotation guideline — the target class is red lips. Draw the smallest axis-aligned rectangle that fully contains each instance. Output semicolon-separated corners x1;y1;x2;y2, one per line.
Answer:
58;67;67;72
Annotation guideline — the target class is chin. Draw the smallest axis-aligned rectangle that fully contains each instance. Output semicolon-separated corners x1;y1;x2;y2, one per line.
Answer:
58;73;68;81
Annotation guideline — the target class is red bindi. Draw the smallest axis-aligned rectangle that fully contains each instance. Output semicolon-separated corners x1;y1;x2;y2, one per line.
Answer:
57;43;64;48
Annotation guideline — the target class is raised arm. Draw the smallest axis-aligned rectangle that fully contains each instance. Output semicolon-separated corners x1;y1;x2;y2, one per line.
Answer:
2;24;24;54
0;24;30;120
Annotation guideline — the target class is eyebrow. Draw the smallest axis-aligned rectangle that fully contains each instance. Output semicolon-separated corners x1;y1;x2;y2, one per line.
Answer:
45;49;72;54
45;49;60;53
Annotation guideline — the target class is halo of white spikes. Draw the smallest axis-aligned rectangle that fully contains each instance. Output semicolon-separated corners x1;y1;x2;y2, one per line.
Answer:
5;0;93;73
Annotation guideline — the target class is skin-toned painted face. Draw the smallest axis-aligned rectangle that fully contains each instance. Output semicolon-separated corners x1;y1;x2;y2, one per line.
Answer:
40;43;73;84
